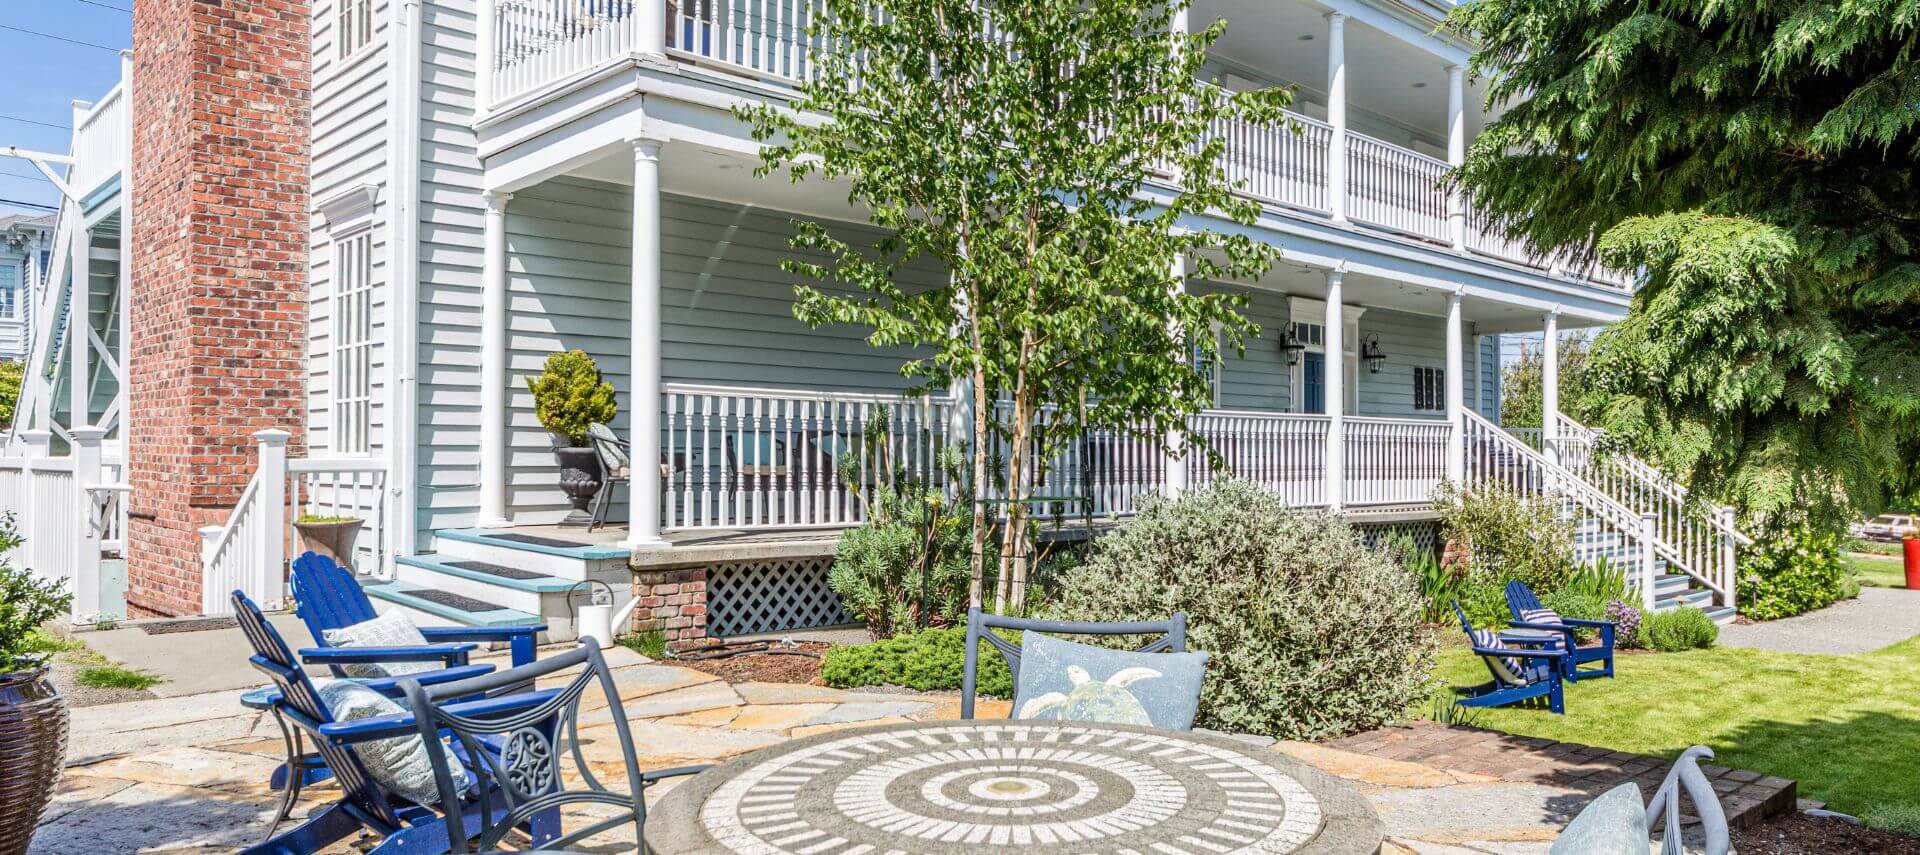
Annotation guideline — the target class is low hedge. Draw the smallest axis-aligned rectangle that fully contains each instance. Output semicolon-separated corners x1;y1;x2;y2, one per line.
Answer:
819;626;1012;697
1641;607;1718;651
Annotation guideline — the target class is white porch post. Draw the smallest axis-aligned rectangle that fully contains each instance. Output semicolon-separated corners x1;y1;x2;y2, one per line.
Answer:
1446;63;1468;251
1445;291;1465;483
1470;330;1483;420
1323;270;1345;509
254;429;290;607
70;426;105;619
639;0;666;54
1542;310;1560;463
1325;13;1349;223
625;138;670;550
1164;255;1189;498
477;190;513;528
67;191;90;429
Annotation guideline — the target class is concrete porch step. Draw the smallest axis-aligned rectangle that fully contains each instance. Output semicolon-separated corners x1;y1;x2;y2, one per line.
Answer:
433;527;632;580
362;579;544;633
394;553;614;642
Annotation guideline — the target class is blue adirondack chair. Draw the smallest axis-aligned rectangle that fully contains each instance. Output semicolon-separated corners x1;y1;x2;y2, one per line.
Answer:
232;591;563;855
1505;580;1617;681
1452;600;1567;714
291;551;545;675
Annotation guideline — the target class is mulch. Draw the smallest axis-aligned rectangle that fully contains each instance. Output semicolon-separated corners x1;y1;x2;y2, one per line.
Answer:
1732;813;1920;854
669;641;831;685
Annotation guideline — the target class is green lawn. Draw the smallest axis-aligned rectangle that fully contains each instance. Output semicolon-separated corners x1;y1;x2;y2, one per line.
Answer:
1436;639;1920;817
1848;552;1908;589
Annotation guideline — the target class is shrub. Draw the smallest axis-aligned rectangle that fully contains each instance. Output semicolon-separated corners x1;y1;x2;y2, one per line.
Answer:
1862;802;1920;837
1606;599;1643;649
1738;524;1848;621
1456;580;1511;629
1563;556;1629;602
829;485;972;638
1540;589;1608;643
819;626;1012;696
1434;483;1575;595
1044;480;1436;741
1381;534;1460;624
525;350;617;447
0;515;70;668
1641;607;1717;651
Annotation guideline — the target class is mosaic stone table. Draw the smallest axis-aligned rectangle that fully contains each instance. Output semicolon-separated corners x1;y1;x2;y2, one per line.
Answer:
646;720;1383;854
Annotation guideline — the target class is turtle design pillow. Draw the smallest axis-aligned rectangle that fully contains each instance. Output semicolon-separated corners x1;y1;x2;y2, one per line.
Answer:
1011;633;1208;730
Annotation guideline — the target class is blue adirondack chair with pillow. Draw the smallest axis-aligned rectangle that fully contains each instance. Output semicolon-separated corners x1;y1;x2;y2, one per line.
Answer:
1505;579;1616;681
1452;600;1567;714
291;551;545;676
232;591;564;855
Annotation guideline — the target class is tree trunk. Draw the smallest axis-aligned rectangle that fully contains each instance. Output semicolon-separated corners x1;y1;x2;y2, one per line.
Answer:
968;361;990;610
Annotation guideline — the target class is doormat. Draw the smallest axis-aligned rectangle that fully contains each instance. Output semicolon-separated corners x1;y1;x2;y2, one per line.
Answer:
406;589;501;614
482;533;589;549
448;560;547;582
140;617;239;635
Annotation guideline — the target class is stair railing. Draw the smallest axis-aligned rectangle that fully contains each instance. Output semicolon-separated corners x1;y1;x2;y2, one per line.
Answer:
1462;410;1662;609
1551;411;1747;611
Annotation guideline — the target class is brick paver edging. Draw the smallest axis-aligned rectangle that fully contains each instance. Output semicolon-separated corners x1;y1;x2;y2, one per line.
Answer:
1323;721;1797;830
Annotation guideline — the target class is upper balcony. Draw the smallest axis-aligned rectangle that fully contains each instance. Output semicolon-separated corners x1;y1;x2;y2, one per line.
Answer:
482;0;1631;292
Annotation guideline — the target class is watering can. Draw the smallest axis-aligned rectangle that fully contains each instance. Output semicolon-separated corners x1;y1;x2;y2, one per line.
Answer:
567;580;630;650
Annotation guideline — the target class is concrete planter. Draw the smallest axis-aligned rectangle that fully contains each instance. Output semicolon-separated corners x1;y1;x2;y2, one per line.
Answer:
0;662;66;855
295;519;363;572
554;445;604;527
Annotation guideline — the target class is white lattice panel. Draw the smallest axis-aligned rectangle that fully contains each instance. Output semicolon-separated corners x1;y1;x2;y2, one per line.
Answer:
1356;520;1442;559
708;557;855;638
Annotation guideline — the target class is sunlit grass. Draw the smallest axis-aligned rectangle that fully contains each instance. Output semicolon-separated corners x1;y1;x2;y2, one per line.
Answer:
1847;553;1907;589
74;665;160;690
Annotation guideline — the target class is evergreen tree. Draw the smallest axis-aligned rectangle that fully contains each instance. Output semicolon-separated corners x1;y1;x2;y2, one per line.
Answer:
1500;332;1595;430
1446;0;1920;527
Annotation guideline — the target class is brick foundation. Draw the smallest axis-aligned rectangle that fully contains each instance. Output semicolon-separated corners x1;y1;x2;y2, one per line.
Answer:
125;0;311;616
630;566;711;645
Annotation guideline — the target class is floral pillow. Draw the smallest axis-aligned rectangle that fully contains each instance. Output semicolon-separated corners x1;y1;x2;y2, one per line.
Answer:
1011;633;1208;730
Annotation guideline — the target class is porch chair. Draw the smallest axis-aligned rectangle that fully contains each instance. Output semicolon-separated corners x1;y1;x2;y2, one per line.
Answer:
1506;579;1616;681
231;591;561;855
960;606;1189;721
1547;746;1728;855
586;422;629;532
1451;600;1567;714
291;551;545;673
400;641;713;853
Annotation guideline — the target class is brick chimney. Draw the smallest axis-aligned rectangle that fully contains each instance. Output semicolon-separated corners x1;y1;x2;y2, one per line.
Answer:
126;0;310;616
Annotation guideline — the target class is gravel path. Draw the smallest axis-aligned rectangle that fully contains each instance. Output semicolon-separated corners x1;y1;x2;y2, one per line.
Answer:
1718;587;1920;655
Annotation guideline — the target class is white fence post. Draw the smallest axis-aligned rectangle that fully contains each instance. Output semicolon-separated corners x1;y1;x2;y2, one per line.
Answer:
254;429;291;609
1719;507;1738;612
15;430;48;570
70;427;106;620
1640;512;1659;610
198;525;223;613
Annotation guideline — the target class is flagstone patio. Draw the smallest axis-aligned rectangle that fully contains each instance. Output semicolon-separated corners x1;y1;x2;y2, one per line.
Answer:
30;648;1747;855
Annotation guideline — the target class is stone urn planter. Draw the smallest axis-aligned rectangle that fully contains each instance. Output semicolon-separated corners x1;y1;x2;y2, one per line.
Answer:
0;661;67;855
295;518;363;571
554;445;604;527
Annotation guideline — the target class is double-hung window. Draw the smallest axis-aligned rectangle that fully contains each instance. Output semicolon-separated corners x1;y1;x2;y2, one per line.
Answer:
0;260;18;320
337;0;375;59
332;232;375;454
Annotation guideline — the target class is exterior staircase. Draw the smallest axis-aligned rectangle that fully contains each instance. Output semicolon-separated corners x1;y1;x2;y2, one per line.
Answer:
1571;516;1737;623
368;528;635;643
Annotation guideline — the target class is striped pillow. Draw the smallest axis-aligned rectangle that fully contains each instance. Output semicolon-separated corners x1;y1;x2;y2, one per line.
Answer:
1470;629;1529;684
1519;607;1565;627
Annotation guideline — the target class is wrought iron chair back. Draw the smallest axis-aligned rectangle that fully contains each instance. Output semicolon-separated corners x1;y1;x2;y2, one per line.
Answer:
401;642;649;852
232;590;402;831
1649;746;1729;855
960;606;1188;719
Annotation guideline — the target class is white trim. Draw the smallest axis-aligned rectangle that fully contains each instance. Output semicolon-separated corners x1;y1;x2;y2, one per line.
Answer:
331;231;376;456
337;0;378;62
315;182;382;234
384;0;422;566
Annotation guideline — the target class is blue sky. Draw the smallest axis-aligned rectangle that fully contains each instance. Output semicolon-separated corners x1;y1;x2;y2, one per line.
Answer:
0;0;133;217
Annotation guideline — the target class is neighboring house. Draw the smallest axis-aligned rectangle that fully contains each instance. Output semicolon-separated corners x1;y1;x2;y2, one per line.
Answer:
0;214;55;362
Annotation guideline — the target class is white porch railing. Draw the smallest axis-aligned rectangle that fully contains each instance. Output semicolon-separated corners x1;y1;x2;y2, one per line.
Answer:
1346;134;1451;244
1188;410;1329;506
492;0;643;103
1463;409;1664;609
0;428;126;620
70;76;128;195
200;429;393;615
1550;411;1745;610
1217;110;1334;215
1344;416;1451;505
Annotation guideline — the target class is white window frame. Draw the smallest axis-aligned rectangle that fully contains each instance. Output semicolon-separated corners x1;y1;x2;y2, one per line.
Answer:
337;0;376;60
1188;321;1226;408
331;230;376;455
1288;298;1365;415
0;257;19;320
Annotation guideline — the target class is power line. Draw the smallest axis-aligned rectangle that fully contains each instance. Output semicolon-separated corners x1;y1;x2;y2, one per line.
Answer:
0;113;71;131
0;198;58;212
0;170;51;183
0;23;127;53
70;0;134;12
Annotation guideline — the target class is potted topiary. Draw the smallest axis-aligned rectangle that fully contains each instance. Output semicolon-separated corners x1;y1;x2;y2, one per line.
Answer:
294;514;364;572
526;349;618;527
0;517;74;854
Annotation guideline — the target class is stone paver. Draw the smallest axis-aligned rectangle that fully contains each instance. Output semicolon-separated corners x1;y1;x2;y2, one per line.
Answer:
36;657;1793;854
1718;586;1920;654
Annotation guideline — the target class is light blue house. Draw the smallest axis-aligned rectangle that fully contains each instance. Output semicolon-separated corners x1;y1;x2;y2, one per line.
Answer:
0;213;54;363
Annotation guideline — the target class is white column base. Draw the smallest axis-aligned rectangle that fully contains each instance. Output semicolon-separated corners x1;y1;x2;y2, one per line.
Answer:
622;534;672;551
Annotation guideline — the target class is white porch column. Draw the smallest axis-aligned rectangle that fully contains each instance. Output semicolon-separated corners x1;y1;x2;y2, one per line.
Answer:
625;138;670;550
1446;63;1468;251
1445;291;1465;482
477;190;513;528
1470;330;1483;419
1325;13;1349;223
67;194;90;429
1164;255;1189;498
1542;310;1560;463
639;0;666;54
70;426;105;619
1323;269;1345;509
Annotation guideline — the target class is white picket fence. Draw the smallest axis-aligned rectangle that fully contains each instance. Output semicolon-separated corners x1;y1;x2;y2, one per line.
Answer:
0;428;129;620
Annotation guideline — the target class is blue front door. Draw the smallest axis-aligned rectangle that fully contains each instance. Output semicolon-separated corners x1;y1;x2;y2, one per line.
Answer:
1303;352;1325;414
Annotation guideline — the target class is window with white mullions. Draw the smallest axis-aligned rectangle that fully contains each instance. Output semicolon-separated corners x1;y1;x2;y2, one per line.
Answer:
332;232;375;454
0;260;17;320
1413;366;1445;412
337;0;375;59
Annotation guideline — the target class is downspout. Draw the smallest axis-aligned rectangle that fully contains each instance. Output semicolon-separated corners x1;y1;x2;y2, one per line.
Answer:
385;0;424;573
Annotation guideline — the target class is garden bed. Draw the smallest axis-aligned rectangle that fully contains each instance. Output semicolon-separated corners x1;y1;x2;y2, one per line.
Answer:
1734;813;1920;854
670;641;832;685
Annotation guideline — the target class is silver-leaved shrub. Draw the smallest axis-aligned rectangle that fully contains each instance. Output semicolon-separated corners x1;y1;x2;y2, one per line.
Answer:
1045;480;1435;740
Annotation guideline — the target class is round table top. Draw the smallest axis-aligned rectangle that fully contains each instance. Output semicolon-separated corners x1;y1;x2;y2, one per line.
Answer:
645;719;1383;855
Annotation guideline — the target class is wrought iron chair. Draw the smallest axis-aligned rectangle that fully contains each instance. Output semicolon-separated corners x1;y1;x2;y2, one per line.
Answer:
232;591;553;855
1648;746;1730;855
400;641;712;852
959;606;1188;720
291;551;545;673
1452;600;1567;714
586;422;630;532
1506;579;1617;681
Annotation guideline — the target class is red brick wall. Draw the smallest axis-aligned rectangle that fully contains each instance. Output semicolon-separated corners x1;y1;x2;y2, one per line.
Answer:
631;567;711;645
126;0;310;617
